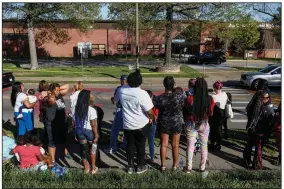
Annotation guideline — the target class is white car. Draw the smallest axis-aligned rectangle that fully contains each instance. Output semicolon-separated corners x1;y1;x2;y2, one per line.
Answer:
240;65;281;89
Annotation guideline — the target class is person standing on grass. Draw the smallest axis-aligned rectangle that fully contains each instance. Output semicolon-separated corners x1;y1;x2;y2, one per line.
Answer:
73;90;99;174
105;75;128;154
145;90;159;163
183;78;215;178
44;83;71;164
209;81;228;151
119;70;154;174
243;90;274;170
10;82;37;136
154;76;184;171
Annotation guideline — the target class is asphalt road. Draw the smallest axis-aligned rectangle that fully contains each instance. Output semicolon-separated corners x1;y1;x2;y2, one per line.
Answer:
2;84;251;130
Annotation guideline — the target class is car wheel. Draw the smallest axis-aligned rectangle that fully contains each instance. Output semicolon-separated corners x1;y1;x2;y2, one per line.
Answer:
252;79;262;90
217;59;221;65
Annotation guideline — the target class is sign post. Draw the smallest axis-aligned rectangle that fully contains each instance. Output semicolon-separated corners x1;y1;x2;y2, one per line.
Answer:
274;53;278;64
245;50;248;68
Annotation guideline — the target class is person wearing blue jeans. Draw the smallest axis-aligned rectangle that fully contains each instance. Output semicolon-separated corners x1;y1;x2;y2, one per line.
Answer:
105;75;128;154
146;90;159;162
10;82;36;136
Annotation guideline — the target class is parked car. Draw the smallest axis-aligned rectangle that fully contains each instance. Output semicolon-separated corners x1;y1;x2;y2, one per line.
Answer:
240;65;281;89
2;72;15;88
187;51;226;65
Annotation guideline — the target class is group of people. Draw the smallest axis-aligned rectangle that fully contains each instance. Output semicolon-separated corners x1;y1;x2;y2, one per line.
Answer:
4;69;281;177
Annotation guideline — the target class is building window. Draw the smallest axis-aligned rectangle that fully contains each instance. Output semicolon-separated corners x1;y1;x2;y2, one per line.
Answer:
92;44;105;51
117;44;131;51
147;44;160;51
3;33;28;40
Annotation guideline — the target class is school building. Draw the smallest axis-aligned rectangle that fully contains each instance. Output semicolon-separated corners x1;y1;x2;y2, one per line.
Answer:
2;19;281;59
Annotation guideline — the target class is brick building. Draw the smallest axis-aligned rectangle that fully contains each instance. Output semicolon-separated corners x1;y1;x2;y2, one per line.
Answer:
2;20;281;59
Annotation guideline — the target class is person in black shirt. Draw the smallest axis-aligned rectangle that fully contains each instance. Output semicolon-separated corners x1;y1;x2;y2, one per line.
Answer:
243;90;274;170
44;83;70;164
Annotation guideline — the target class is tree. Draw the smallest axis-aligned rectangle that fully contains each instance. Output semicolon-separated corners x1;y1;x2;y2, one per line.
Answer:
252;3;281;43
3;3;102;69
229;15;260;57
108;3;247;66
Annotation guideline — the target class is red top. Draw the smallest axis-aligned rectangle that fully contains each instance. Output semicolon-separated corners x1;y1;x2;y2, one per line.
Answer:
152;107;159;123
13;145;41;168
185;95;215;122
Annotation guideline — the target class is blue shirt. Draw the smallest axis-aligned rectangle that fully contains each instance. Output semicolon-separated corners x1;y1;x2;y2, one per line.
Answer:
3;136;16;160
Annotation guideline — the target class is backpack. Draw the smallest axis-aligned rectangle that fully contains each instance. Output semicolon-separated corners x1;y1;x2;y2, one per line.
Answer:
183;91;194;121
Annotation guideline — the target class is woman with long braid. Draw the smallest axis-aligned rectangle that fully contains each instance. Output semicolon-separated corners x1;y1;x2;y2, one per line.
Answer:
184;77;215;178
72;90;99;174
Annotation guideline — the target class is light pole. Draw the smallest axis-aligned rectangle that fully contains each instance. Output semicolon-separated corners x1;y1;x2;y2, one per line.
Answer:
136;3;139;70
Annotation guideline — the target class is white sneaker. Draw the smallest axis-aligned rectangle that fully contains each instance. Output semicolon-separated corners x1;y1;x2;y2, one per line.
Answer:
104;148;117;154
201;170;209;179
16;114;23;119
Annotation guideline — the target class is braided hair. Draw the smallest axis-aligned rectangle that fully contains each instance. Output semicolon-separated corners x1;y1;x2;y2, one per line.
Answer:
74;89;91;133
193;77;211;122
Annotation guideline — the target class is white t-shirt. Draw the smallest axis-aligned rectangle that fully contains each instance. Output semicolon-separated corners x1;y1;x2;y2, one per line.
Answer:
27;95;37;103
119;87;154;130
114;85;129;103
70;90;80;117
14;93;33;113
211;91;228;110
72;106;97;130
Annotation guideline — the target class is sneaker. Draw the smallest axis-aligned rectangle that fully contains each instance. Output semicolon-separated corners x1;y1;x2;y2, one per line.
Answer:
104;148;117;154
137;166;148;174
201;170;209;179
16;114;23;119
185;167;191;174
126;167;134;174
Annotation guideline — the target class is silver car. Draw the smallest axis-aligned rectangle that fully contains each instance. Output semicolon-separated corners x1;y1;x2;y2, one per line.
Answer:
240;65;281;89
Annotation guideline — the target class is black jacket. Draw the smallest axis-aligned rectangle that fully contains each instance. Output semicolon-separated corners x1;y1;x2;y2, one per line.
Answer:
254;103;275;136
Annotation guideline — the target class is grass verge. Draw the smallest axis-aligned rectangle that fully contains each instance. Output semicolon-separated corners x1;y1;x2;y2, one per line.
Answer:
3;63;202;78
232;66;263;72
2;164;281;188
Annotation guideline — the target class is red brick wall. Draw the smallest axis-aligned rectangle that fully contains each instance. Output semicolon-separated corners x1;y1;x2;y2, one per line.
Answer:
3;25;183;57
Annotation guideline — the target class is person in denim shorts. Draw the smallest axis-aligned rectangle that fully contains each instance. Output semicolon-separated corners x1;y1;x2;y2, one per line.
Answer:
72;90;99;175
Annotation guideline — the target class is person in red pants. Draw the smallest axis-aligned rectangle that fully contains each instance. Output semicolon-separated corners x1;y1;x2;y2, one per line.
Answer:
274;102;281;165
243;90;274;170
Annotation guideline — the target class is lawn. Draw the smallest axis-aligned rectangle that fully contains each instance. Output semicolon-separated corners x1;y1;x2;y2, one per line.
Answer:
2;164;281;188
3;63;202;78
232;66;263;72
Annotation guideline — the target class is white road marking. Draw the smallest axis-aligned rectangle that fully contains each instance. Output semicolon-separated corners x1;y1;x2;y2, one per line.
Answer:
230;119;247;123
233;107;246;109
232;101;250;104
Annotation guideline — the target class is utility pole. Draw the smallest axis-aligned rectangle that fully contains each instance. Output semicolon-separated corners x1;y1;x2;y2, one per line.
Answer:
136;3;139;70
126;27;128;61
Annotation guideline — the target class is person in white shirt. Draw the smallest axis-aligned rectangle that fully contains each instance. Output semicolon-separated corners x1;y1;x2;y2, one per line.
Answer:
119;70;154;174
10;82;37;136
16;89;37;119
72;89;99;175
69;81;84;117
209;81;228;151
105;75;128;154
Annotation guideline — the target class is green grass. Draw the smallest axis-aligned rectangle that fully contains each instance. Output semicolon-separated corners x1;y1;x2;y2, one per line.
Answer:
3;63;202;78
2;164;281;188
224;129;278;156
232;66;263;72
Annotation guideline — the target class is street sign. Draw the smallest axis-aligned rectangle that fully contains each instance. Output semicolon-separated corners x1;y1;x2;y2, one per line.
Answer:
78;42;92;58
172;39;185;43
246;52;253;58
275;53;278;58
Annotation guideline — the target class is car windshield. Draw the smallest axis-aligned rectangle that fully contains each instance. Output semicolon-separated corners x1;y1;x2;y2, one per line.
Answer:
259;65;279;73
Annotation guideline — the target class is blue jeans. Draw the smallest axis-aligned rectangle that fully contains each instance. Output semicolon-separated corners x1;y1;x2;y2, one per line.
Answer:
76;128;94;142
14;112;33;136
110;108;126;150
148;124;157;161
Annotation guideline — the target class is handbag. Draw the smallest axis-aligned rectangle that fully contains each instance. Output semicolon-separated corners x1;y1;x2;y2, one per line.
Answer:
225;92;234;119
